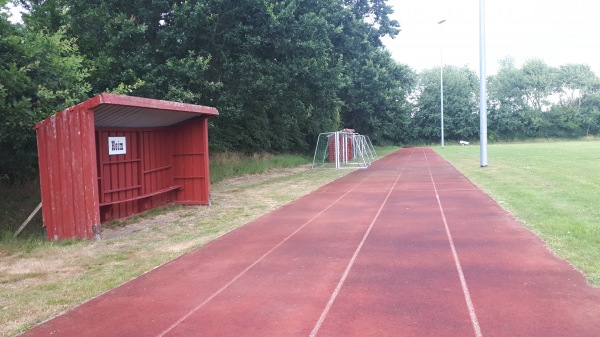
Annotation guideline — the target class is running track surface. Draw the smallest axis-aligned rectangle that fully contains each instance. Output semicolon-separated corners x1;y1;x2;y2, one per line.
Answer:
21;148;600;337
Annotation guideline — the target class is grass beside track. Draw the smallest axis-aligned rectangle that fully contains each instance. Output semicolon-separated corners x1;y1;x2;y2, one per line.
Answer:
0;152;311;237
209;152;312;184
437;140;600;286
0;147;398;337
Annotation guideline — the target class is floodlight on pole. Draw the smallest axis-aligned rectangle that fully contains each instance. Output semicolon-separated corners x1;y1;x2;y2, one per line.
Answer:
438;19;446;149
479;0;488;167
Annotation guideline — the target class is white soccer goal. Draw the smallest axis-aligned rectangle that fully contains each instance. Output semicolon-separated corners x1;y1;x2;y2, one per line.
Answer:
312;131;377;169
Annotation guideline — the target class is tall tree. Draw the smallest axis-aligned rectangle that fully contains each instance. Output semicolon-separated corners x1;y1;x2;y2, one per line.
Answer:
412;66;479;142
521;58;554;111
544;64;600;137
554;63;600;109
579;93;600;136
340;51;415;144
487;57;539;139
0;12;89;181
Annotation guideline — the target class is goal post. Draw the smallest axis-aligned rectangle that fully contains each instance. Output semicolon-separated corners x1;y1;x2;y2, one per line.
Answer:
312;131;376;169
364;136;377;161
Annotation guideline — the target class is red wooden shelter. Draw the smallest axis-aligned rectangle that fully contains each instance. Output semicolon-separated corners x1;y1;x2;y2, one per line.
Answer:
35;93;218;240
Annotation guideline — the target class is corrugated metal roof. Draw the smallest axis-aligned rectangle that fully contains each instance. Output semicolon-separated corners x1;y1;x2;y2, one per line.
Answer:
93;104;202;128
34;93;218;130
90;93;218;128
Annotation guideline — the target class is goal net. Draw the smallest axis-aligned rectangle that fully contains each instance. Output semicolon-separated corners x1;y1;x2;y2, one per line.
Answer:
312;131;377;169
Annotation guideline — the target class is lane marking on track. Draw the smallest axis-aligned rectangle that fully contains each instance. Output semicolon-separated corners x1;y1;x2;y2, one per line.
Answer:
157;150;408;337
309;148;415;337
424;149;483;337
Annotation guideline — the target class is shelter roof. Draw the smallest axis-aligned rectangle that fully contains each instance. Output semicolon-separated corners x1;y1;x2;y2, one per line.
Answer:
36;93;219;129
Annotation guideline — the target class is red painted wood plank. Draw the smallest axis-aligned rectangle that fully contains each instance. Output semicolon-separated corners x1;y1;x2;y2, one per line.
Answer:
68;107;86;238
57;112;75;238
125;132;134;217
99;185;181;207
200;117;211;203
35;122;53;238
80;109;101;239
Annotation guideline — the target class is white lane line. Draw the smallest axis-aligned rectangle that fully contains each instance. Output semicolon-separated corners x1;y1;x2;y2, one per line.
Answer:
424;149;483;337
157;159;392;336
309;149;414;337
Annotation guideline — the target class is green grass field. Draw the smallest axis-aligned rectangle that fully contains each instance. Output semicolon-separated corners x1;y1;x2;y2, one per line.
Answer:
436;140;600;286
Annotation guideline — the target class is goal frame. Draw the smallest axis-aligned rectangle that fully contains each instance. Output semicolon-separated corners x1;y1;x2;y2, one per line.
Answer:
312;131;376;169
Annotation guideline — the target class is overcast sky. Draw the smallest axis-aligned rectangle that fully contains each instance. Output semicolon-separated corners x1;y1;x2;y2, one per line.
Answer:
382;0;600;76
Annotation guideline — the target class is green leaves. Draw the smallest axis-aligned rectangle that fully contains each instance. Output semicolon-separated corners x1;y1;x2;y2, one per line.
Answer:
413;66;479;142
340;51;415;144
0;16;89;181
5;0;414;180
487;58;600;140
14;0;410;157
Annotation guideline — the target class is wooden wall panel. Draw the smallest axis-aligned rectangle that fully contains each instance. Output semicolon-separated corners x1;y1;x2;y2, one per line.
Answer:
35;106;100;240
173;118;210;205
97;129;142;221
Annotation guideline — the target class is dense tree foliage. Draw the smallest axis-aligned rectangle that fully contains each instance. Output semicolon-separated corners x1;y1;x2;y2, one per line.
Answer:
487;58;539;139
2;0;413;180
412;65;479;142
17;0;411;153
487;58;600;140
410;58;600;144
340;48;415;145
0;5;89;181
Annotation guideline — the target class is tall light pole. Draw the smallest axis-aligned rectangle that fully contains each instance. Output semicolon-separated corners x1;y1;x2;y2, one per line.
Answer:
479;0;488;166
438;19;446;149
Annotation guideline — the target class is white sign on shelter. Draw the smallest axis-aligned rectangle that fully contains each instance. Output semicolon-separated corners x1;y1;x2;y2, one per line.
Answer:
108;137;126;155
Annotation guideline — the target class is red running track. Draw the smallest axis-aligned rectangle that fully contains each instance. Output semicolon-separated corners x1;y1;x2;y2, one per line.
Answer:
21;148;600;337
